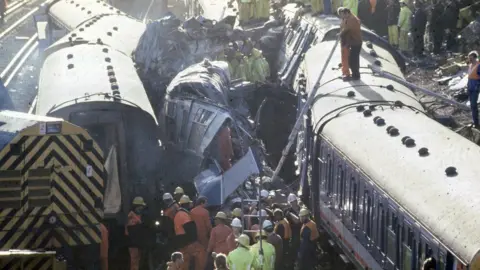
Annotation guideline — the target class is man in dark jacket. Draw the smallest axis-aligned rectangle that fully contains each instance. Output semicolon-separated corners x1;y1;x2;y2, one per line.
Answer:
443;0;460;51
411;1;427;56
430;0;445;54
386;0;400;47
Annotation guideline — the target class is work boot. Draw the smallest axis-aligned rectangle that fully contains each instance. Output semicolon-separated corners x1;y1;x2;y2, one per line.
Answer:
342;75;352;81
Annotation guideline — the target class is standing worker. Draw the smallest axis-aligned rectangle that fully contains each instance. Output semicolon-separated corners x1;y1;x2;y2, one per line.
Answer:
397;0;412;53
339;7;363;81
250;230;276;270
99;223;109;270
173;201;206;270
338;7;351;80
467;51;480;128
386;0;400;47
263;220;283;270
297;208;319;270
208;212;233;255
273;208;291;268
0;0;5;24
227;218;243;253
227;234;254;269
125;197;146;270
411;1;427;57
430;0;444;55
191;196;212;249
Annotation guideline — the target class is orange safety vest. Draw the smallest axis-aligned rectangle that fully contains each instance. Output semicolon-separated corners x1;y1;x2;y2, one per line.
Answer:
274;219;292;240
300;220;319;241
174;208;193;235
469;63;480;80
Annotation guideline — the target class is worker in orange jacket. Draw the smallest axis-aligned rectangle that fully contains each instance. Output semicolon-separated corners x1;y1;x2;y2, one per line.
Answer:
208;212;233;255
125;197;146;270
297;208;319;270
174;202;206;270
100;223;109;270
191;196;212;249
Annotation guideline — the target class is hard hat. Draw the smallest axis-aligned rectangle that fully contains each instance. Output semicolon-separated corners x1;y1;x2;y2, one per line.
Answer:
162;193;173;201
260;189;269;198
299;208;310;217
236;234;250;247
258;209;267;217
262;220;273;229
287;193;297;203
132;196;146;206
215;211;228;220
255;230;267;238
179;195;192;204
231;218;242;228
274;208;283;216
232;208;242;217
268;190;275;197
174;186;184;195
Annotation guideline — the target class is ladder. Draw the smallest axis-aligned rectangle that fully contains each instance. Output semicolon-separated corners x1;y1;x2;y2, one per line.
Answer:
240;176;266;266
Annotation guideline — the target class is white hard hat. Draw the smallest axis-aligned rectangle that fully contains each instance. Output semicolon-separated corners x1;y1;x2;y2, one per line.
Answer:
260;189;269;198
262;220;273;229
268;190;275;197
258;209;267;217
232;197;242;203
163;193;173;201
287;193;297;203
231;218;242;228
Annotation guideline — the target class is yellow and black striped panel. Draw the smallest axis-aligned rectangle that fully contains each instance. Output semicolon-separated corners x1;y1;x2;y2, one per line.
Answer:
0;120;105;250
0;250;61;270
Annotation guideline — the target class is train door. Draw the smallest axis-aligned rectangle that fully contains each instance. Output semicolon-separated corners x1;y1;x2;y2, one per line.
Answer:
401;219;416;270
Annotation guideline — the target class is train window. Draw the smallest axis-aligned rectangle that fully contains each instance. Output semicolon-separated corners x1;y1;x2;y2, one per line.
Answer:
179;110;189;142
439;252;446;270
365;191;372;238
327;159;333;196
166;102;176;118
387;209;398;263
352;178;358;223
339;168;345;209
379;204;386;253
193;108;213;124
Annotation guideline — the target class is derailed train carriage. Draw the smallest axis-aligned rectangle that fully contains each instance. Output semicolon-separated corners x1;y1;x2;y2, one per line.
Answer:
273;4;480;270
0;111;105;269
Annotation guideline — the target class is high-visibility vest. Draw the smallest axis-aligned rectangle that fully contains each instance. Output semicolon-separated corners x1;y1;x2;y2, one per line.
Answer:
274;219;292;240
469;63;480;80
300;220;319;241
227;246;254;269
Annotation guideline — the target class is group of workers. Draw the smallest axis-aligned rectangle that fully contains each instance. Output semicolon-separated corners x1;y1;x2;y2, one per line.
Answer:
125;186;320;270
386;0;479;55
222;39;270;83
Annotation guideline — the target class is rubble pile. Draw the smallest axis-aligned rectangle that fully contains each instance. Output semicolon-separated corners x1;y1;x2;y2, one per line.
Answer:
134;14;232;81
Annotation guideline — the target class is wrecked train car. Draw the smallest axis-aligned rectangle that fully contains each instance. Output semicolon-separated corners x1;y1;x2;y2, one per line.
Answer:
160;60;264;206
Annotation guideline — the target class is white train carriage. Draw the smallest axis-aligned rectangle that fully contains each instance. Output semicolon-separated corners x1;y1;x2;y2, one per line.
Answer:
44;13;145;58
293;18;480;270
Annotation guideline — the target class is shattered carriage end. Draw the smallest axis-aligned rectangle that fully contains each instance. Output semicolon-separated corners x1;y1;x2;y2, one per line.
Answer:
0;110;105;253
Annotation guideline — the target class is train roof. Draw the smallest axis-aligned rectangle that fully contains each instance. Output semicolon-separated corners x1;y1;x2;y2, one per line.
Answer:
45;14;145;58
48;0;125;31
37;43;156;122
0;111;64;149
305;39;480;262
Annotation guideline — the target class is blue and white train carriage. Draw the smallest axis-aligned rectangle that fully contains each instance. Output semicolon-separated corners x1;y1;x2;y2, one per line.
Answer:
284;5;480;270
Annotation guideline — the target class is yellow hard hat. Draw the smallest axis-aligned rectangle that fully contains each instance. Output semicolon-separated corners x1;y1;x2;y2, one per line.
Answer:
232;208;242;217
174;186;184;195
255;230;267;239
179;195;192;204
236;234;250;247
215;211;228;220
299;208;310;217
132;196;146;206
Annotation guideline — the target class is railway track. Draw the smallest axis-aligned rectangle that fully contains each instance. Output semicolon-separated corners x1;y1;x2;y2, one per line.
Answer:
0;0;54;111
